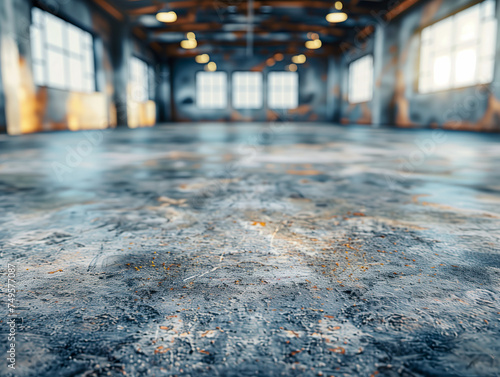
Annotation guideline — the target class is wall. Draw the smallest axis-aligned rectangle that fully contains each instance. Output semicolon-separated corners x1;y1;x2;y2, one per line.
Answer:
0;0;158;134
340;0;500;131
171;54;329;122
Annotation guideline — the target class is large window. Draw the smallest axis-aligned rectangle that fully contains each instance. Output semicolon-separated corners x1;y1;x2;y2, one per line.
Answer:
419;0;497;93
348;55;373;104
130;57;150;102
30;7;95;92
268;72;298;109
196;72;227;109
232;72;263;109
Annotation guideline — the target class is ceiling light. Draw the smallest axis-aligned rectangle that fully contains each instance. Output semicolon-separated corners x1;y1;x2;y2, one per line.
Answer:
305;39;322;49
195;54;210;64
326;12;348;23
274;53;284;61
205;62;217;72
326;2;348;23
187;32;196;40
287;64;298;72
181;39;197;49
266;58;275;67
156;10;177;23
292;54;307;64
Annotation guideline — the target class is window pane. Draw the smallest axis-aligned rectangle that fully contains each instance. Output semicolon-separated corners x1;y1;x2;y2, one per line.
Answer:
30;26;44;61
349;55;373;103
433;18;453;50
480;19;497;58
69;57;84;92
45;12;65;48
197;72;228;109
30;8;95;92
477;59;494;84
455;6;480;44
130;57;149;102
268;72;298;109
67;24;82;56
232;72;263;109
454;48;476;87
47;49;67;89
418;2;496;92
432;55;451;90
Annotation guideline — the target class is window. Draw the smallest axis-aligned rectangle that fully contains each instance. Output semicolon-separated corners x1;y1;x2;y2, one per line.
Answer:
30;7;95;92
232;72;263;109
130;57;149;102
268;72;298;109
349;55;373;104
419;0;497;93
196;72;227;109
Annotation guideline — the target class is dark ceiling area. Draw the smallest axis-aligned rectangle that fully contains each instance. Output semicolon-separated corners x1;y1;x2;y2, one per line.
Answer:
92;0;420;56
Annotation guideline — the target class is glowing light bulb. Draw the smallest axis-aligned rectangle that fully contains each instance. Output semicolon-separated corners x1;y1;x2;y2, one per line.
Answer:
326;12;348;23
181;39;197;49
292;54;307;64
195;54;210;64
274;53;284;61
305;39;322;49
205;62;217;71
156;11;177;23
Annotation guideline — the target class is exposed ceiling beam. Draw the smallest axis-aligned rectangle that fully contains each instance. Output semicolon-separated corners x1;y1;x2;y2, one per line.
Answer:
90;0;124;20
127;0;339;15
386;0;422;21
151;22;347;36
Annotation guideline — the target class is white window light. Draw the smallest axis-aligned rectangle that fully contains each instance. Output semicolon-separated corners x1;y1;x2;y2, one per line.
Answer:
419;0;497;94
348;55;373;104
268;71;299;109
196;71;228;109
130;57;149;102
232;72;263;109
30;7;95;92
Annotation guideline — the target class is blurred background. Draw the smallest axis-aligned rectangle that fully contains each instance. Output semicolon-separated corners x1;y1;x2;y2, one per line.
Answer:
0;0;498;134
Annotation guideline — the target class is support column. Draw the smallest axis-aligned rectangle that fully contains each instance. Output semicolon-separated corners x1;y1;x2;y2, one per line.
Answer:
372;25;385;127
156;61;172;123
111;19;132;127
326;56;341;123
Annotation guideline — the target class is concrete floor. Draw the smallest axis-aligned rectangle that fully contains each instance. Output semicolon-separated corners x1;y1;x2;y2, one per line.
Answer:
1;123;500;377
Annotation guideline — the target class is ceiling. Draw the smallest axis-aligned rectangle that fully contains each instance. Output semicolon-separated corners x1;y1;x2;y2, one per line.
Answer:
95;0;420;57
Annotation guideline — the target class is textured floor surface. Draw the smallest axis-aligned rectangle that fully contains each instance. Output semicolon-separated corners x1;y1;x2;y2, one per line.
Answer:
1;123;500;377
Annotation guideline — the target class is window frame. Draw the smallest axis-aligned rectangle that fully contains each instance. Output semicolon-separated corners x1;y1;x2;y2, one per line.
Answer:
196;71;229;109
267;71;299;110
348;54;374;104
231;71;264;110
30;6;96;93
417;0;497;94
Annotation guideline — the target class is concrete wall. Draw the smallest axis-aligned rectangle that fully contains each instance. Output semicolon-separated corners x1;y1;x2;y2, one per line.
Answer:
171;54;329;122
340;0;500;131
0;0;158;134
